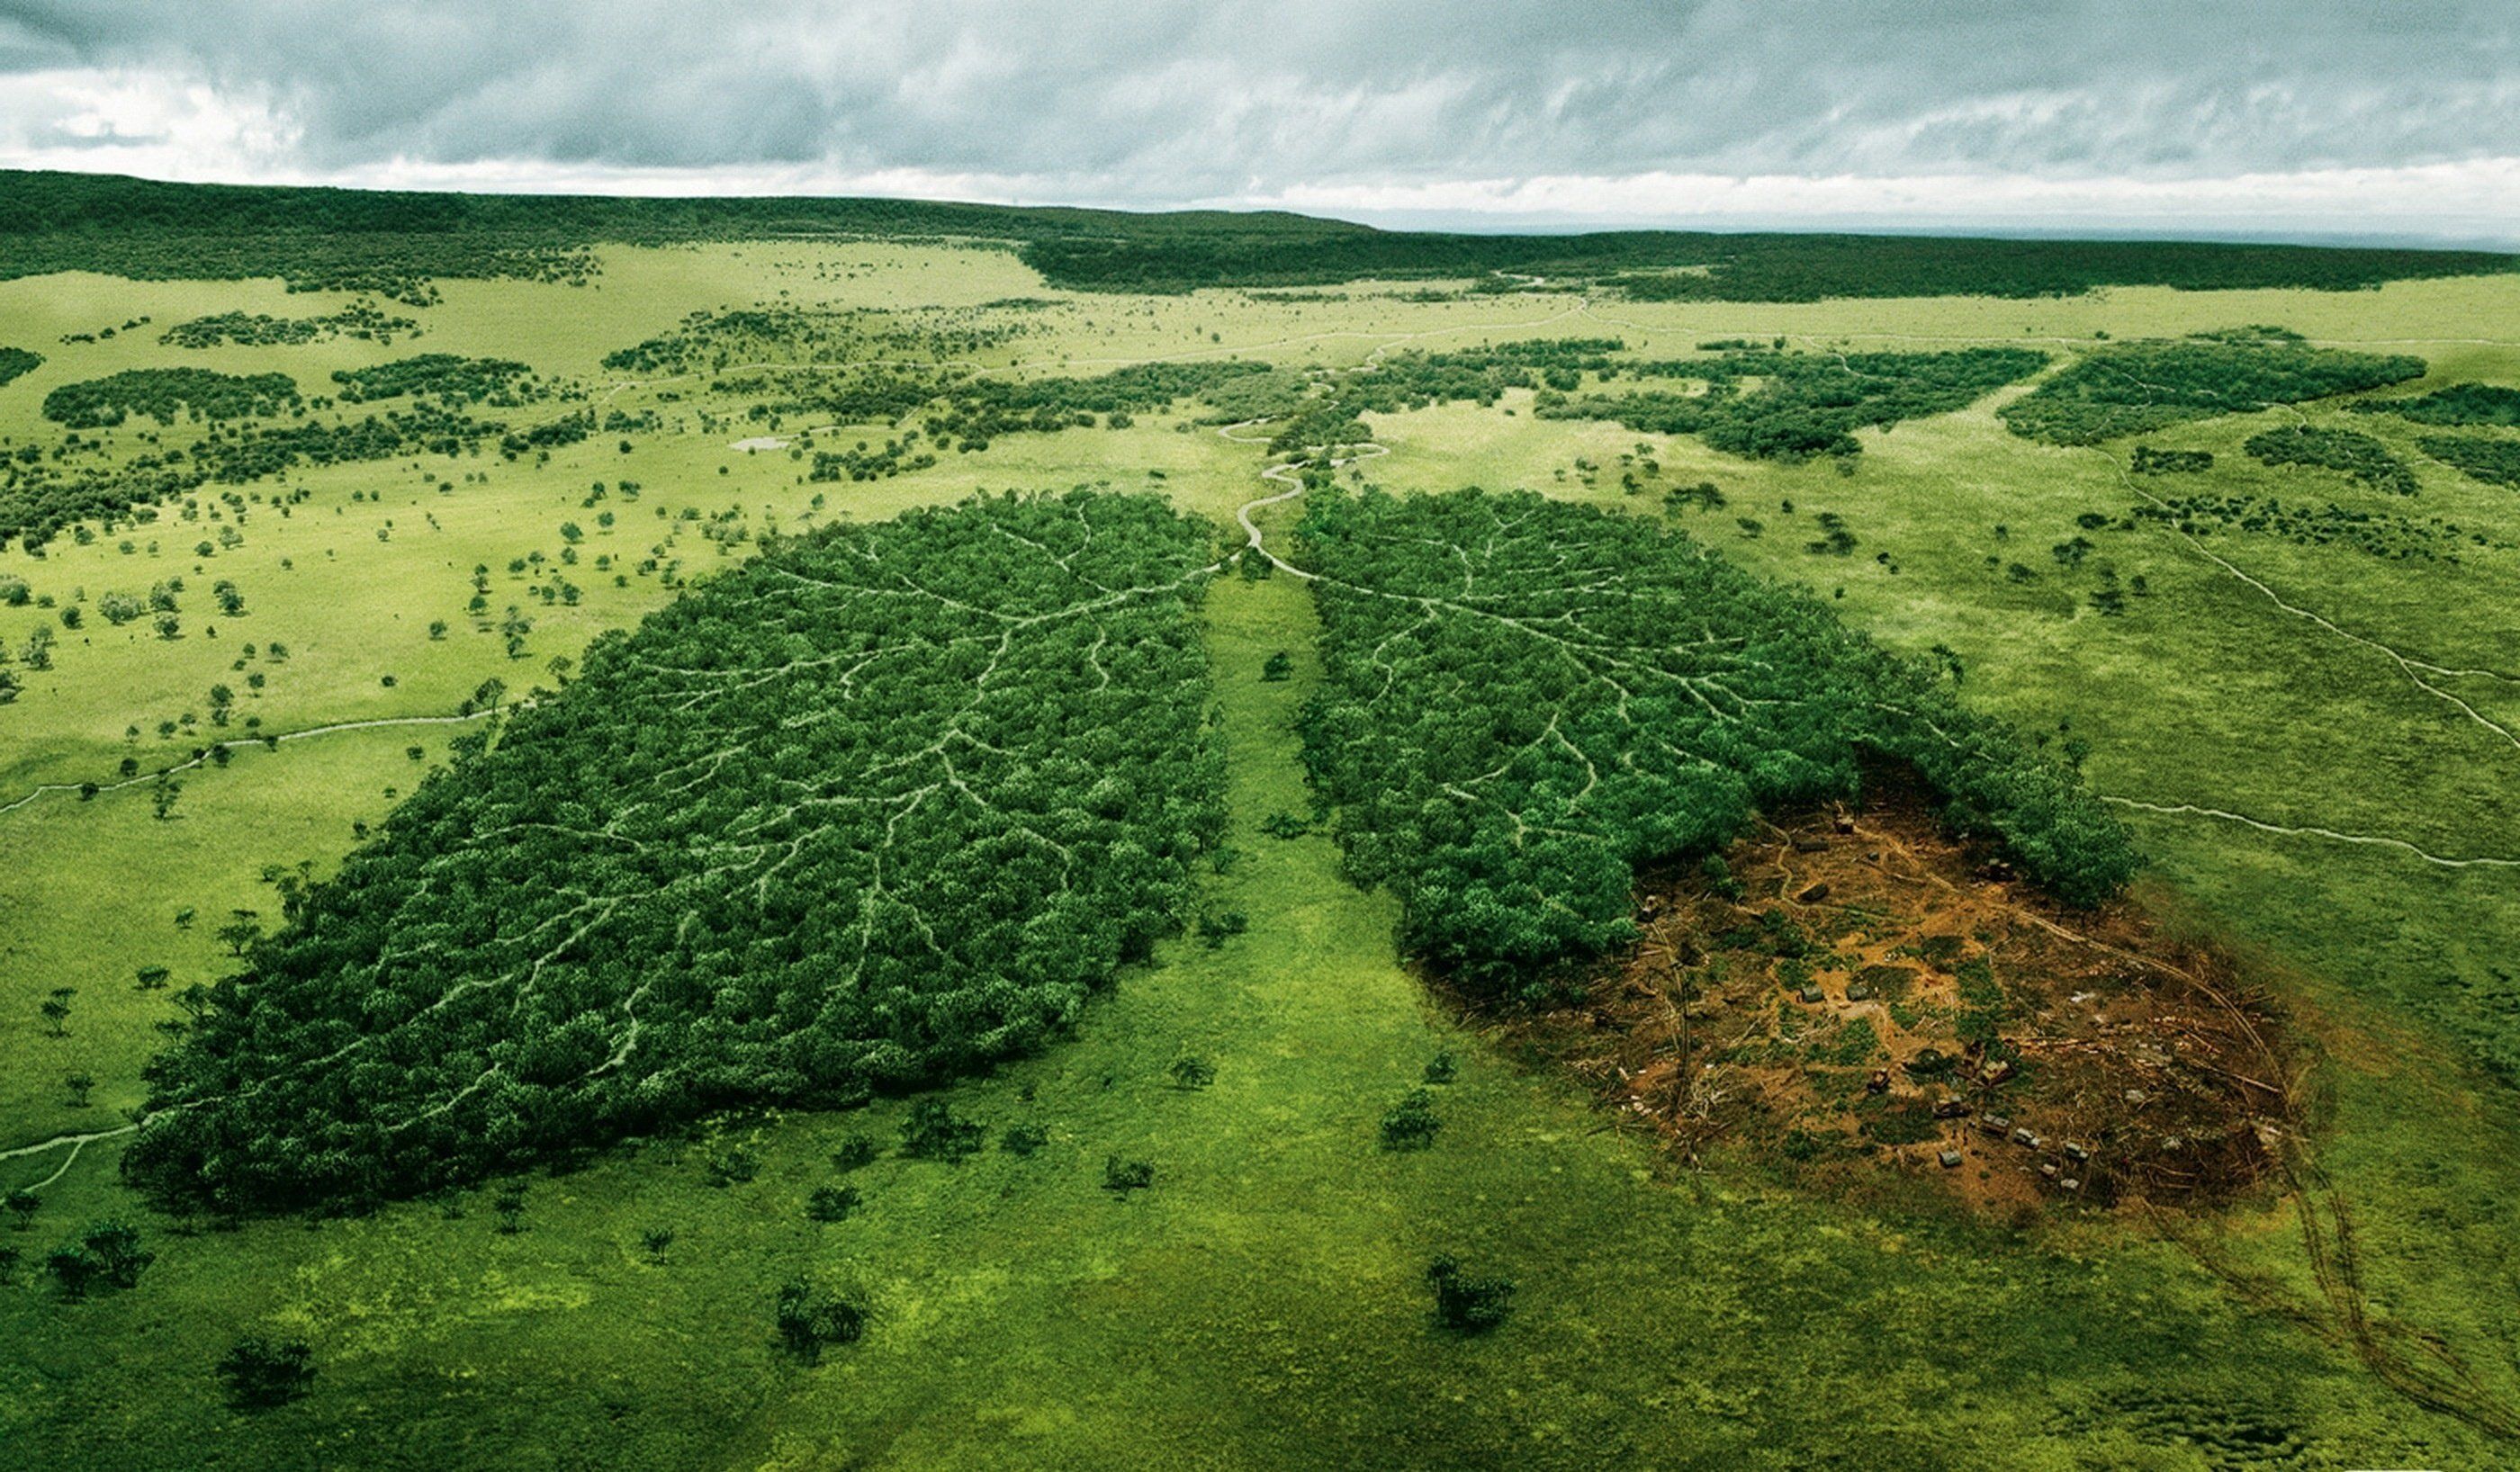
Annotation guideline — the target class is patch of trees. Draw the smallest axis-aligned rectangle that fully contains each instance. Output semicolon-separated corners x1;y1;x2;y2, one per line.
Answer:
1023;229;2516;299
194;405;497;482
0;403;518;548
123;491;1227;1213
330;355;541;406
808;438;938;482
0;346;40;386
1536;346;2047;462
2132;493;2493;563
2243;426;2418;496
41;367;303;428
2417;434;2520;489
2129;446;2214;474
17;171;2505;305
1999;339;2426;444
0;462;189;552
1294;489;2135;993
2349;382;2520;427
922;361;1274;450
160;301;417;349
605;305;1033;378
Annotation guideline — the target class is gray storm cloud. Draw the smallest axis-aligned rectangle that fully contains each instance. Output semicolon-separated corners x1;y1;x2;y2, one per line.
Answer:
0;1;2514;236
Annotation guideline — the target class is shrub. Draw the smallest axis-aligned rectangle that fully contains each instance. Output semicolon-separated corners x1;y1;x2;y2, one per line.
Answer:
219;1335;316;1409
1426;1254;1515;1333
1380;1089;1442;1151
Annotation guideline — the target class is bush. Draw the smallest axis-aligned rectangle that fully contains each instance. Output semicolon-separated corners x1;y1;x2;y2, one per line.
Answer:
805;1184;861;1223
1380;1089;1442;1151
773;1278;868;1360
1426;1254;1515;1333
45;1219;151;1300
219;1335;315;1410
1102;1155;1155;1194
900;1100;986;1163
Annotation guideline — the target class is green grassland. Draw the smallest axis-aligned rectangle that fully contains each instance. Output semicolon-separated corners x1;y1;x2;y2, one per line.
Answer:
5;231;2520;1468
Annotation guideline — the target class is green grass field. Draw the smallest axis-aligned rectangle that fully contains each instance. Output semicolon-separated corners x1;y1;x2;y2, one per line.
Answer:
5;240;2520;1468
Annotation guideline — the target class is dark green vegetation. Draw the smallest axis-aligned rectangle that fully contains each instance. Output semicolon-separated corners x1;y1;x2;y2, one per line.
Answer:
716;359;1274;456
1261;338;2042;462
328;354;542;406
603;305;1035;378
2244;425;2420;496
2418;434;2520;489
0;344;40;386
1998;338;2427;444
923;361;1275;450
40;367;302;428
122;491;1226;1213
2350;381;2520;426
0;403;533;549
1295;489;2132;987
159;302;417;349
1031;229;2517;299
1537;345;2047;461
2132;493;2498;562
5;170;2509;304
2129;445;2215;474
217;1335;316;1410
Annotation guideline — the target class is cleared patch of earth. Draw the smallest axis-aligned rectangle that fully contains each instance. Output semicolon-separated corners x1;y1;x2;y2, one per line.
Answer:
1454;761;2291;1220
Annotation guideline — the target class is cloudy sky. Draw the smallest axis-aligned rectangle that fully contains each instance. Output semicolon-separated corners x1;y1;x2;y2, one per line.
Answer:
0;1;2514;241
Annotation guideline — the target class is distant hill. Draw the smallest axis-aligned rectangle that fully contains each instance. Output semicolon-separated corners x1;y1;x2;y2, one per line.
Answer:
1;168;2510;301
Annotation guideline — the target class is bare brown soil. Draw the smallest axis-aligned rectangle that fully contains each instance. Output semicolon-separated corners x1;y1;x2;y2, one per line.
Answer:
1463;766;2293;1220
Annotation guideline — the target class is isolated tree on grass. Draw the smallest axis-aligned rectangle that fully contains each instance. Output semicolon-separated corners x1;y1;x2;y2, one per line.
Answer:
219;1335;315;1410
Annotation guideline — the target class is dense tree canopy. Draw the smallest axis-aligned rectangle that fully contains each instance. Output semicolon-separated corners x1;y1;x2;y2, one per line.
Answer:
41;367;302;428
329;355;543;407
2348;382;2520;427
2418;435;2520;489
0;346;40;387
2244;426;2418;496
1999;339;2426;444
159;303;416;349
1536;346;2047;461
1295;489;2135;990
125;491;1226;1213
4;170;2507;304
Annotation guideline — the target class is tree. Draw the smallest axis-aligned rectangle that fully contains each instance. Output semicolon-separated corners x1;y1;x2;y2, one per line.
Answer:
46;1219;150;1299
1168;1056;1216;1090
64;1073;93;1108
219;1335;315;1410
151;776;182;821
1426;1255;1515;1333
773;1278;867;1361
900;1100;984;1162
217;911;265;957
805;1184;860;1223
39;988;73;1037
1380;1088;1441;1151
4;1189;38;1230
1260;651;1294;682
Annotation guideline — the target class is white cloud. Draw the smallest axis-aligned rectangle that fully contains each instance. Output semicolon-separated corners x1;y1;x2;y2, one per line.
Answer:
0;4;2514;243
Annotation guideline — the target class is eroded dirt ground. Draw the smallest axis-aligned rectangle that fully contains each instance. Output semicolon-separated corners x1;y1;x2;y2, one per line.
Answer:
1472;765;2292;1219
